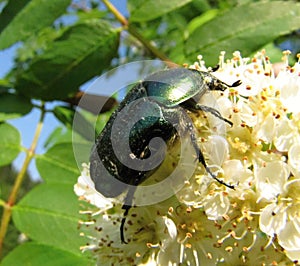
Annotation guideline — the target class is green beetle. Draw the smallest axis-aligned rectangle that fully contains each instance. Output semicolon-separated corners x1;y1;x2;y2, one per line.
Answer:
90;67;241;243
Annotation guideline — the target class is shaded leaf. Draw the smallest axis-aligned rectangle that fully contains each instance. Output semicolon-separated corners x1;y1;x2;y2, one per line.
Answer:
0;123;21;166
185;1;300;65
0;0;71;50
0;93;32;121
128;0;192;22
35;143;90;184
0;0;30;34
53;106;95;142
12;183;86;255
43;127;73;149
14;20;119;101
1;242;93;266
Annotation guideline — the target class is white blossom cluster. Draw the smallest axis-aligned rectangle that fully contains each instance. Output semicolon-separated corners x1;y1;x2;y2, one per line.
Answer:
74;51;300;265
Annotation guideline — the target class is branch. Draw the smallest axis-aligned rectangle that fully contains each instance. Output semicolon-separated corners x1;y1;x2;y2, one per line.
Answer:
102;0;177;67
0;104;45;257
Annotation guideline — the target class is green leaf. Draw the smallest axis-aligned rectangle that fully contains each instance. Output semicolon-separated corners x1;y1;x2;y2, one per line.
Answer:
0;0;31;34
14;20;120;101
185;1;300;65
43;127;73;149
12;183;86;255
53;106;95;142
35;143;90;184
186;9;219;36
0;123;21;166
1;242;93;266
128;0;192;22
0;0;71;50
0;93;32;121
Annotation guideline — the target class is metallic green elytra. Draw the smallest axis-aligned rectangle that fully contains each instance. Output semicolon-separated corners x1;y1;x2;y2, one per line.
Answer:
90;67;241;243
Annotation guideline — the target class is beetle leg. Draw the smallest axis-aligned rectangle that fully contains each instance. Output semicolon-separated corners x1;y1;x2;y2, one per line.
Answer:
120;183;137;244
187;122;235;189
120;205;131;244
194;104;233;126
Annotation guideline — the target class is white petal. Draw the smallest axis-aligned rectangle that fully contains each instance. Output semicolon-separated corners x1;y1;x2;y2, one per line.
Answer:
217;97;233;121
274;118;299;152
256;161;289;200
163;216;177;239
259;203;287;236
223;159;252;185
285;249;300;262
237;65;271;96
74;164;114;210
288;143;300;178
204;136;229;166
277;70;300;114
203;192;230;220
255;114;275;143
237;99;258;127
278;220;300;250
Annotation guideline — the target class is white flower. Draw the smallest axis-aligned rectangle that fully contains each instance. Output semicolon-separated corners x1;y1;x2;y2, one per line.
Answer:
289;143;300;178
259;179;300;262
74;51;300;265
74;163;114;210
256;161;289;201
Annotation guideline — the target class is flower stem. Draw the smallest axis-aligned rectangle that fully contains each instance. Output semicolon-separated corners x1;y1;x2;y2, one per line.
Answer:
101;0;176;67
0;104;45;258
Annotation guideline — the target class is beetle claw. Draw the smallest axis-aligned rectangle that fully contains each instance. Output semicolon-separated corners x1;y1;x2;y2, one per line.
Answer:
211;65;220;72
206;167;235;190
230;80;242;87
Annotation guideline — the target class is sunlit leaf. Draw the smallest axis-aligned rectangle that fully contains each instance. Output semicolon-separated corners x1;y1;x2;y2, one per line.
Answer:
185;1;300;65
14;20;120;100
0;0;71;50
1;242;93;266
0;123;21;166
12;183;86;255
128;0;192;22
35;143;90;184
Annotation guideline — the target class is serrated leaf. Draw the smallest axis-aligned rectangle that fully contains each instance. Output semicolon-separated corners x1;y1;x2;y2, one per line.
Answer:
12;183;86;255
185;1;300;65
53;106;95;142
1;242;93;266
128;0;192;22
0;123;21;166
35;143;90;184
14;20;120;101
0;0;71;50
0;93;32;121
